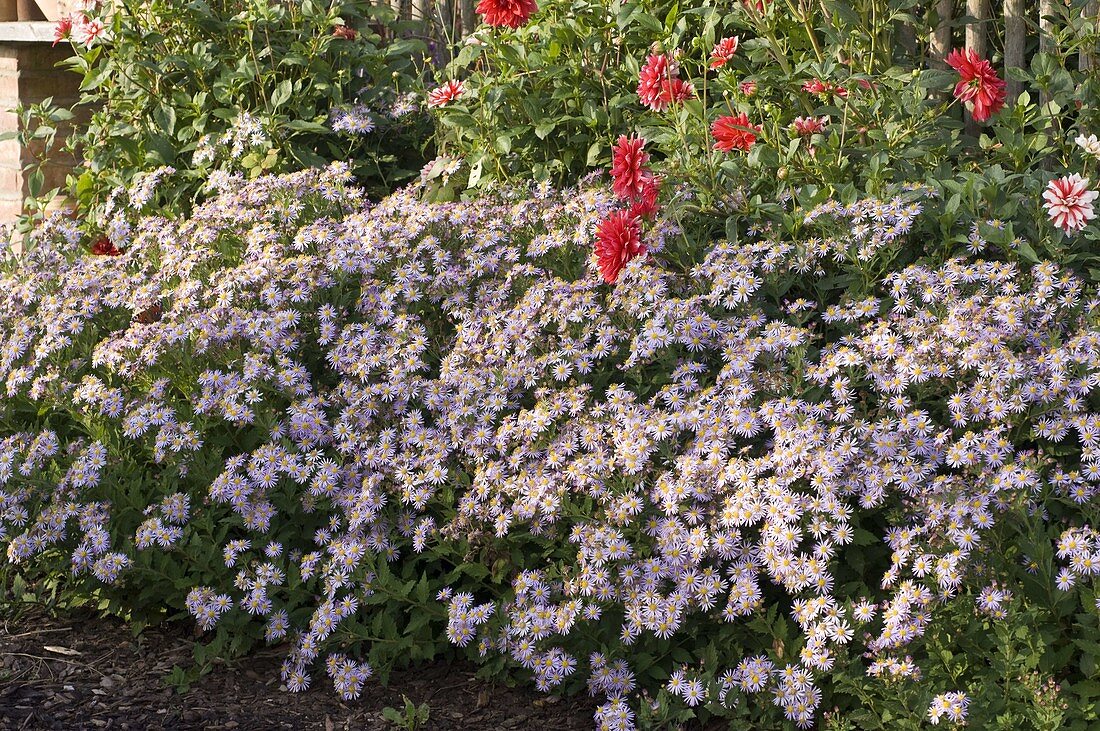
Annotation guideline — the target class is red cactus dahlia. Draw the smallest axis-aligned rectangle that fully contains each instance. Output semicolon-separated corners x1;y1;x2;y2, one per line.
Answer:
711;113;761;152
637;54;695;112
594;211;645;284
946;48;1006;122
475;0;537;28
610;135;652;201
627;177;661;221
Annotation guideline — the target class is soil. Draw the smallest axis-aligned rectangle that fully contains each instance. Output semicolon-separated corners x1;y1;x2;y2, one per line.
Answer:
0;606;594;731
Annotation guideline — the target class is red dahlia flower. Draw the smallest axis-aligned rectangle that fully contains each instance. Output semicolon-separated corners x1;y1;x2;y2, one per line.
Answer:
1043;174;1098;234
53;15;73;46
428;80;466;108
627;177;661;221
711;113;761;152
610;135;652;201
594;211;645;284
739;80;758;97
637;54;695;112
90;236;121;256
475;0;537;28
709;37;739;68
946;48;1006;122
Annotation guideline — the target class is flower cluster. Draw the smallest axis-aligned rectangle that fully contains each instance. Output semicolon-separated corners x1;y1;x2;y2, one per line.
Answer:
928;691;970;725
637;54;695;112
2;167;1100;730
54;6;109;49
329;105;376;135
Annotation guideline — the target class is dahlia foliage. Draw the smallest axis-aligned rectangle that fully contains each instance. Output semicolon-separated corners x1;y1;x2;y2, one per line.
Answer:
3;166;1100;728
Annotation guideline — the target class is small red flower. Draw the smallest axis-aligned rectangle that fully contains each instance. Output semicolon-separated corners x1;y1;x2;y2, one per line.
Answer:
738;80;758;97
790;116;828;136
708;37;739;69
741;0;767;13
475;0;537;28
802;78;847;98
428;80;466;108
594;211;645;284
711;113;760;152
637;54;695;112
946;48;1006;122
627;177;661;221
53;15;73;46
802;78;827;95
610;135;652;201
90;236;121;256
332;24;358;40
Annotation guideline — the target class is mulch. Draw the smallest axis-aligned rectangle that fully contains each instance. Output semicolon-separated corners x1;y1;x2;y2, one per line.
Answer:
0;606;594;731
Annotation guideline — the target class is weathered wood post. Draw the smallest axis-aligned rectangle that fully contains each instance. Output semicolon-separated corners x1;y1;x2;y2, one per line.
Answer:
1004;0;1026;103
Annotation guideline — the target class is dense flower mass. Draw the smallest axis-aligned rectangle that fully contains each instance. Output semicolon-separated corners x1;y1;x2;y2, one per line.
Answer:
637;54;695;112
1043;174;1098;233
711;113;761;151
3;167;1100;731
946;48;1006;122
475;0;537;28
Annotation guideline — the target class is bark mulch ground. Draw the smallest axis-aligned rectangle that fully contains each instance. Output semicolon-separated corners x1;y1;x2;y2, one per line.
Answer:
0;605;594;731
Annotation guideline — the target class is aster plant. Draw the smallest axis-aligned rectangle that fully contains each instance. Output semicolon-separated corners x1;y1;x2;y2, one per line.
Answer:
2;162;1100;727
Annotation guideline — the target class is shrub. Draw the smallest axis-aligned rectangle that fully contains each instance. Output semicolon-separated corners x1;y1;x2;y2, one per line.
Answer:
40;0;431;230
3;165;1100;728
432;0;1100;278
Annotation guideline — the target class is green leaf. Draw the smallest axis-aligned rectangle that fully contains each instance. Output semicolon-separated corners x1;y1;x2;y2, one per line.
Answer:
271;79;294;108
533;122;556;140
1016;239;1039;264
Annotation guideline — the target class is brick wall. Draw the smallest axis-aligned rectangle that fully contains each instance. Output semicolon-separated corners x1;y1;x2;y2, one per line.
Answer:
0;23;79;223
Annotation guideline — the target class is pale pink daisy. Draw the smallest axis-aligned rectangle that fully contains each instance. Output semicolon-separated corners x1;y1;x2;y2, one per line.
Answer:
1043;174;1098;234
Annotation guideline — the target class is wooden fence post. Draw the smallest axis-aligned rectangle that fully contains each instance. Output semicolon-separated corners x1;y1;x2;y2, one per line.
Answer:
965;0;986;58
462;0;476;34
1038;0;1056;54
930;0;953;67
1082;1;1098;72
1004;0;1025;103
